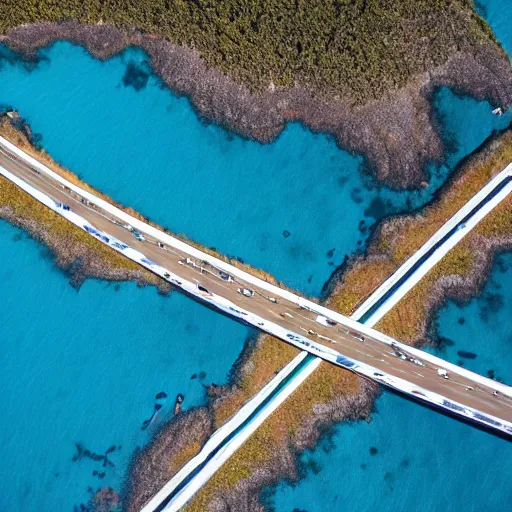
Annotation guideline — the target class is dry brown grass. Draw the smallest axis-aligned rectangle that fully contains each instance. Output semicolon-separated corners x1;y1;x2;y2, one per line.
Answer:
213;335;300;428
183;130;512;510
185;362;359;511
376;194;512;343
328;130;512;318
0;115;280;285
167;440;203;476
0;175;148;274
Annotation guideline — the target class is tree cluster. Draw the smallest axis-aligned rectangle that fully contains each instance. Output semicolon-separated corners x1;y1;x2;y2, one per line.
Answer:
0;0;497;103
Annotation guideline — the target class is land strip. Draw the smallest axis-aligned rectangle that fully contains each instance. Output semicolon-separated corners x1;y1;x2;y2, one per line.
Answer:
1;0;511;186
173;129;512;512
147;166;512;512
1;118;512;510
2;131;511;427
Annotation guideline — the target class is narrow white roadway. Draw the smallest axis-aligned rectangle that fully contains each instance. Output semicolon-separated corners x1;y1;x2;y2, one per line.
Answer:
150;165;512;512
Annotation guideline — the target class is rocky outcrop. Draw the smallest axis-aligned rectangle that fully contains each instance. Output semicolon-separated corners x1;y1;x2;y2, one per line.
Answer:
2;21;512;187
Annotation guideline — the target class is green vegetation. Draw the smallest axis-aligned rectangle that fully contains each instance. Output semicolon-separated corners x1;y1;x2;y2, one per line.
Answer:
0;1;499;103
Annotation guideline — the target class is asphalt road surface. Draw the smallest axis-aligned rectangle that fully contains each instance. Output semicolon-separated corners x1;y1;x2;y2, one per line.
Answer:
1;147;511;427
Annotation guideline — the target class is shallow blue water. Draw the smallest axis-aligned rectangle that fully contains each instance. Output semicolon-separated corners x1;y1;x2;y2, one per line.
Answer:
271;390;512;512
271;254;512;512
476;0;512;56
0;42;509;296
0;221;249;510
431;253;512;385
0;2;510;510
271;2;512;509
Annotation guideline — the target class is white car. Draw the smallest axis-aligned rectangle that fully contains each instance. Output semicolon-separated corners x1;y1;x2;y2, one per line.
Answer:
132;230;145;241
238;288;254;297
219;271;234;282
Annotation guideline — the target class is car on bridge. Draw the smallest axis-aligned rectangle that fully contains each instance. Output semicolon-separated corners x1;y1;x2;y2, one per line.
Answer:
131;230;145;241
238;288;254;297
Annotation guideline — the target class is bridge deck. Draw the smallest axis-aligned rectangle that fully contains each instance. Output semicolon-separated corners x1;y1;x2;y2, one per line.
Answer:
1;141;511;435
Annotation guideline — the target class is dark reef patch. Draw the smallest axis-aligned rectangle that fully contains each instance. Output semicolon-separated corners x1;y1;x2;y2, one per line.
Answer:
350;188;363;204
479;292;504;322
302;458;322;476
0;44;49;73
457;350;477;360
364;197;389;221
369;446;378;455
122;61;149;91
495;256;509;273
384;471;395;491
337;175;349;188
474;1;488;19
72;443;115;468
438;336;455;348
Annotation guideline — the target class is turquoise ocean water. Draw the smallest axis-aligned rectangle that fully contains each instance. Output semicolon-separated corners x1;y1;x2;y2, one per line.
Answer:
0;0;510;509
0;221;250;511
0;41;509;297
270;2;512;509
270;254;512;512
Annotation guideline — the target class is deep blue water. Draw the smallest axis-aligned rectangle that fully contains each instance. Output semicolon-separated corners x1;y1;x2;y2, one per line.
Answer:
432;253;512;386
0;221;249;510
270;2;512;509
0;1;510;510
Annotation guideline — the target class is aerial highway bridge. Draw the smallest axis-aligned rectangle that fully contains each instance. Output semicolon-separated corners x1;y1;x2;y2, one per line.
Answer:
0;136;511;444
143;160;512;512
